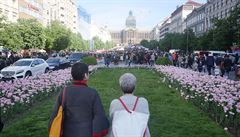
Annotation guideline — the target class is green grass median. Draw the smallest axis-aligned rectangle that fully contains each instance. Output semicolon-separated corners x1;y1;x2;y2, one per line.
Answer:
1;68;232;137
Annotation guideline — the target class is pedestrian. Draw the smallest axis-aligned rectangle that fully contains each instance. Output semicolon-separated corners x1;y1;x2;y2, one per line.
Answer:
108;73;150;137
223;55;232;77
187;54;193;69
150;53;155;66
206;53;215;75
197;57;204;72
128;53;133;67
49;63;109;137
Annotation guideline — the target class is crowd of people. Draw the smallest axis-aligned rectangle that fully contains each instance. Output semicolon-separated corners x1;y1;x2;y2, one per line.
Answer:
165;52;239;78
101;48;240;80
103;49;158;67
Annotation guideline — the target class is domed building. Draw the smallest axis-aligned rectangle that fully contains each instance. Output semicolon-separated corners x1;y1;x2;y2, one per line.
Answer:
111;11;152;46
126;11;136;29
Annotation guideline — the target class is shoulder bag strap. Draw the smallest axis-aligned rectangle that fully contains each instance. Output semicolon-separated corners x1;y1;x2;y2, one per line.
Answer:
118;98;132;113
60;87;66;137
133;97;139;111
62;87;66;108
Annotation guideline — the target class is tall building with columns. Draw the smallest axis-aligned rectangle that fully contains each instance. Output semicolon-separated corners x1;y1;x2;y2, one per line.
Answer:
110;11;152;46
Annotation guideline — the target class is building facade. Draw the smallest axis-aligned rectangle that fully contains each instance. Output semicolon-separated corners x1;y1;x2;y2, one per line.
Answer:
151;22;163;40
77;5;91;40
186;5;206;36
169;0;203;33
42;0;78;33
18;0;43;23
205;0;238;30
110;11;152;46
159;17;171;39
90;23;112;43
0;0;19;22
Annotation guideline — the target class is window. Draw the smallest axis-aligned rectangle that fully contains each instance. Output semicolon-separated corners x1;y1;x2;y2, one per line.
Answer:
32;60;39;66
37;59;44;65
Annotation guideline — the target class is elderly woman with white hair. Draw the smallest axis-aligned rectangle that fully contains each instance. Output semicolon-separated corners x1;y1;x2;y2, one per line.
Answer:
108;73;150;137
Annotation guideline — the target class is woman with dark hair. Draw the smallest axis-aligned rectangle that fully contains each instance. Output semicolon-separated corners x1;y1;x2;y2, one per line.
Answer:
49;62;109;137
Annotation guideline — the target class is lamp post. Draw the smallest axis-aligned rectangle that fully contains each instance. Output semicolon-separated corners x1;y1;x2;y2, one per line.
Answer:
186;29;189;54
237;14;240;46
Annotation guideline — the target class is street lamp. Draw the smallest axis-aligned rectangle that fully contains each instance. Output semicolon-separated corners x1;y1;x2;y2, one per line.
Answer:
237;14;240;46
186;29;189;54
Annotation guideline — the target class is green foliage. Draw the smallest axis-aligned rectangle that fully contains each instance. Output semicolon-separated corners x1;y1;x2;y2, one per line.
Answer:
92;36;115;50
1;69;231;137
140;39;159;50
0;19;115;52
156;57;173;65
44;21;71;51
82;56;97;65
0;23;23;51
17;19;46;50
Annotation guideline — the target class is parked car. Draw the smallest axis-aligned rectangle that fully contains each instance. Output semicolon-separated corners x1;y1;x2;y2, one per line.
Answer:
46;57;70;70
68;52;86;65
0;58;49;80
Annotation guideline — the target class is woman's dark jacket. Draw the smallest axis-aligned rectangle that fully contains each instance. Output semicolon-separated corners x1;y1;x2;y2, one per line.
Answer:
49;81;109;137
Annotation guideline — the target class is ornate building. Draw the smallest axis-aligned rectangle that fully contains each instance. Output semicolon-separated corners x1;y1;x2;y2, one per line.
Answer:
110;11;152;46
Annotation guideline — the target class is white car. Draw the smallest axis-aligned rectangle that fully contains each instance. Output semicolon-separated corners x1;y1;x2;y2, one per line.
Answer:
0;58;49;79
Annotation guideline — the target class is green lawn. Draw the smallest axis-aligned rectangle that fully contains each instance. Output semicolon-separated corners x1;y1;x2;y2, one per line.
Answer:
1;68;232;137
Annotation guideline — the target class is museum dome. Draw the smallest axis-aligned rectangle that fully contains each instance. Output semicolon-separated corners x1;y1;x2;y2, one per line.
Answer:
126;11;136;29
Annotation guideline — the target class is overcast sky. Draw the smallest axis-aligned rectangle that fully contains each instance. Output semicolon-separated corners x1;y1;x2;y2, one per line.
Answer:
77;0;206;30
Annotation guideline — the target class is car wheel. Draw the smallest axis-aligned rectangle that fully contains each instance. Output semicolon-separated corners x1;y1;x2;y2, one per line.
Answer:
45;68;49;73
25;71;32;78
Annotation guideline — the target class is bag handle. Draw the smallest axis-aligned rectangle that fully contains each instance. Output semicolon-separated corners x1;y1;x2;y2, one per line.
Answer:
118;98;131;113
133;97;139;111
60;87;66;137
62;87;66;108
118;97;139;113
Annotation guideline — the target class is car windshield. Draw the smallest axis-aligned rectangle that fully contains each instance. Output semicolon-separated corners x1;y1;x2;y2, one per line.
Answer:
47;58;60;63
13;60;32;66
69;53;83;59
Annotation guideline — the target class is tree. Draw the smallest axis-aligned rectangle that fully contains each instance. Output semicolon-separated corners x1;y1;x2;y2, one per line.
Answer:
140;40;149;48
184;29;197;52
17;19;46;50
228;1;240;46
44;21;71;51
0;22;24;51
69;33;84;51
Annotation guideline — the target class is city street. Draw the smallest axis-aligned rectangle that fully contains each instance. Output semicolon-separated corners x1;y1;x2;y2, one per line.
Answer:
0;0;240;137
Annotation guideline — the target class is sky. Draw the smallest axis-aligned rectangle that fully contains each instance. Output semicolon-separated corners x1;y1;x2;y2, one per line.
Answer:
77;0;206;30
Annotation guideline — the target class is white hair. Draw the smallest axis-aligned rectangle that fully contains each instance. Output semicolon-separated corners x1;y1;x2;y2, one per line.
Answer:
119;73;136;93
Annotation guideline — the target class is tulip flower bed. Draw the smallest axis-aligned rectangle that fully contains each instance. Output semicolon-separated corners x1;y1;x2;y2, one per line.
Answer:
156;65;240;136
0;69;72;121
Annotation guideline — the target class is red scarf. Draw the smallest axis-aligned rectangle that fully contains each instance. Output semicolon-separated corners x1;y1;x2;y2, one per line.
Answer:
72;80;88;87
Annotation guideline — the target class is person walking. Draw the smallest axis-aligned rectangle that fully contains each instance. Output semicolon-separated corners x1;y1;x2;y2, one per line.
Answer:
108;73;150;137
150;53;155;66
206;54;215;75
49;63;109;137
223;55;233;77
